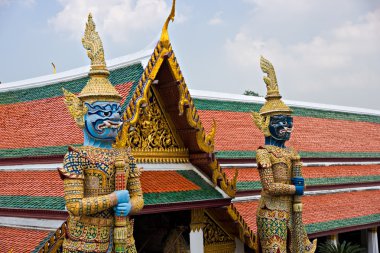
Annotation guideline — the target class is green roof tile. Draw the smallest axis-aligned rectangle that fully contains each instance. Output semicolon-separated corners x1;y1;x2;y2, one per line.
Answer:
306;214;380;234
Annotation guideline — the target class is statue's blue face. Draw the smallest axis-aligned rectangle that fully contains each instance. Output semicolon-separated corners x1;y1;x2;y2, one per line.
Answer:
84;101;122;140
269;115;293;141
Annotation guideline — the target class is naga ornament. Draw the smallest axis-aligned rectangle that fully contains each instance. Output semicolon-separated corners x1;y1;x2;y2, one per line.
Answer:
252;56;317;253
59;14;143;253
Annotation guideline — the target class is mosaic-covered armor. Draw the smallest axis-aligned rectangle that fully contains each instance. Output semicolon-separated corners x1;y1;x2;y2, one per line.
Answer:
58;147;143;252
252;57;316;253
59;14;144;253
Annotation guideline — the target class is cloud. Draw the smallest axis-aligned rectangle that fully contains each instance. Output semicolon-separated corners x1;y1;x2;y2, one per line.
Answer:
49;0;173;43
225;7;380;109
0;0;35;6
208;11;223;25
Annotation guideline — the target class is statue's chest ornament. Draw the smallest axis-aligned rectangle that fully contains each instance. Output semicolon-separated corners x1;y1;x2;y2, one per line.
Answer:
266;146;294;170
78;147;126;176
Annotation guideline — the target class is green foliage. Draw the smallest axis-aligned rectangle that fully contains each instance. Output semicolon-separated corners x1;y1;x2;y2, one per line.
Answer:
318;240;365;253
243;90;260;96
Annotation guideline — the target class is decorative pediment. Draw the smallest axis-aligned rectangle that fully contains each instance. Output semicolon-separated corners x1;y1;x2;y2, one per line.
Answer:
116;87;188;163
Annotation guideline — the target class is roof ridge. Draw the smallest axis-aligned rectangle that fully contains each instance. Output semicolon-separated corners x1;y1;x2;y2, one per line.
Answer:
0;49;153;93
189;89;380;116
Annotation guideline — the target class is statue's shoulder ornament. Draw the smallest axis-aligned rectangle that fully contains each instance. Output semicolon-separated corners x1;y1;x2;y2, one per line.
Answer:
256;147;271;169
58;146;89;179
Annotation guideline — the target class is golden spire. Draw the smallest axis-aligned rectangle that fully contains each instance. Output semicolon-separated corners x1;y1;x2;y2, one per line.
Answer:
251;56;292;136
258;56;292;116
78;13;122;103
160;0;176;48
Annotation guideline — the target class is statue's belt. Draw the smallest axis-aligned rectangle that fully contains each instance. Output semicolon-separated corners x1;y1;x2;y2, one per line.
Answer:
70;215;118;226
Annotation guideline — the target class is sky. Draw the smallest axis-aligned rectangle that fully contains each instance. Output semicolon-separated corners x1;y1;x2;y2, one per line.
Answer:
1;0;380;110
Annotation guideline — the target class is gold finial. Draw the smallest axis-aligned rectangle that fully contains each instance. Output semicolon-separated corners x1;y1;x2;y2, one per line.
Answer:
51;62;56;74
160;0;176;48
251;56;292;135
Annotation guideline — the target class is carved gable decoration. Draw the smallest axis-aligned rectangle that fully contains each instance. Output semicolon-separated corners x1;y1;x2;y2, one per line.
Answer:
204;213;235;253
117;88;188;163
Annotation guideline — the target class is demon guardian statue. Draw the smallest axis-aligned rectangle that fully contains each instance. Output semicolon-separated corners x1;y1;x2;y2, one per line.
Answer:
252;56;317;253
58;14;144;253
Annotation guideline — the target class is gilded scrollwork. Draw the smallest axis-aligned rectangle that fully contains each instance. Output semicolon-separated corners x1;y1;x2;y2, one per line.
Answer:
203;215;233;245
124;89;180;150
203;213;235;253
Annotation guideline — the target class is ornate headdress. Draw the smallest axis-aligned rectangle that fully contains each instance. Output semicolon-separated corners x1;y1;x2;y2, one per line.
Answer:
251;56;292;136
63;14;122;128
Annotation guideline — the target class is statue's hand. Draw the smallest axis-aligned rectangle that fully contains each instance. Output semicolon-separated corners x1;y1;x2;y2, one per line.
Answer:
115;190;130;204
113;202;131;217
292;177;305;196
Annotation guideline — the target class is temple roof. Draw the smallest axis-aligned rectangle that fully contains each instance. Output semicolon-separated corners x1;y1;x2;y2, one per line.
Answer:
0;60;379;160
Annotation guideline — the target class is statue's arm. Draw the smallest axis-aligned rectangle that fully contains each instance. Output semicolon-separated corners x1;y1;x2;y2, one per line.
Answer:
127;158;144;215
63;178;118;216
58;151;118;216
257;148;296;196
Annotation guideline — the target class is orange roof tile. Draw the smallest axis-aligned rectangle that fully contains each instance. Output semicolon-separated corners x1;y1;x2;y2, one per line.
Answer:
302;165;380;178
141;171;200;193
198;110;380;153
0;170;200;197
223;164;380;182
0;171;64;197
0;226;52;253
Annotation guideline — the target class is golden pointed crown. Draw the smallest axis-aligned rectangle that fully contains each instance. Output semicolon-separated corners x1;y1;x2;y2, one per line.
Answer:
258;56;292;116
63;14;121;128
78;13;122;103
251;56;292;136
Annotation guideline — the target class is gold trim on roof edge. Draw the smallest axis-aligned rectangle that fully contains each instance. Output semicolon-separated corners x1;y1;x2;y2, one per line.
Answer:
131;148;189;164
210;160;237;198
227;205;258;250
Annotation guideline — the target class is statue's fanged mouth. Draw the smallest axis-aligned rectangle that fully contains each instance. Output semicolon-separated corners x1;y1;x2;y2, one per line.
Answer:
97;120;122;131
279;127;292;135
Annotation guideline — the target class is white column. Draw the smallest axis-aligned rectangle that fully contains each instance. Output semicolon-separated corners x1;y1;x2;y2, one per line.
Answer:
190;230;204;253
234;237;244;253
368;227;378;253
327;234;338;247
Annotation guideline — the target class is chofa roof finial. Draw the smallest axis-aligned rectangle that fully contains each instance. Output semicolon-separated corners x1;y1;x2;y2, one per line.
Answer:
160;0;176;48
